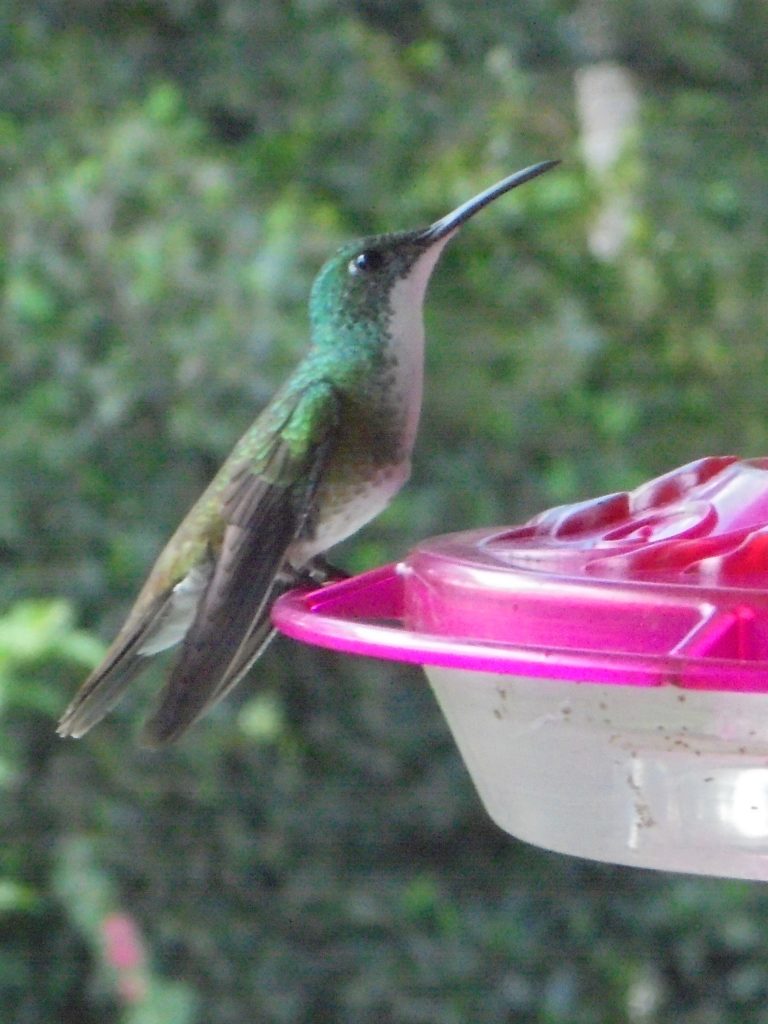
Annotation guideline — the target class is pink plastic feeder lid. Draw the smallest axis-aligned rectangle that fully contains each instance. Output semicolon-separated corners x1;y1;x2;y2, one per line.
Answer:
273;456;768;691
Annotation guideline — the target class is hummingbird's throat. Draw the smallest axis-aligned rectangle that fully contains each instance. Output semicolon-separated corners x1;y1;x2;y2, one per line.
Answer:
384;233;453;447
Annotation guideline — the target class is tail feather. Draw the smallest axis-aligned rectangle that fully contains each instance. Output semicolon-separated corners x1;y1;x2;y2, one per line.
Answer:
56;593;172;738
57;656;149;738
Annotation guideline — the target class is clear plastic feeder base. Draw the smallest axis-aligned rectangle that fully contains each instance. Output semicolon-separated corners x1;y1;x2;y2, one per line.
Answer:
426;668;768;879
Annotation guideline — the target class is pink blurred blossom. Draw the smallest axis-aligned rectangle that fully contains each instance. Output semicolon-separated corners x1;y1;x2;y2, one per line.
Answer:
102;911;148;1004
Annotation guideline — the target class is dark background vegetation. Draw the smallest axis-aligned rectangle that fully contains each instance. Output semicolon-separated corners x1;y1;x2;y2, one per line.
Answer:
4;1;768;1021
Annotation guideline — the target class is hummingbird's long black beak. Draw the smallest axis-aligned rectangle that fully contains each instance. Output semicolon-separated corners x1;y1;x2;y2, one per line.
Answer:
418;159;559;244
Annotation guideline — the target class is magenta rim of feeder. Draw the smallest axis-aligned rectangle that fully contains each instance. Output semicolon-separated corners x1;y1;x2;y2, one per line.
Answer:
272;457;768;693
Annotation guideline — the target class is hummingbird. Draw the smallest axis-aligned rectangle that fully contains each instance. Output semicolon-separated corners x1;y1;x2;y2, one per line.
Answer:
57;159;558;746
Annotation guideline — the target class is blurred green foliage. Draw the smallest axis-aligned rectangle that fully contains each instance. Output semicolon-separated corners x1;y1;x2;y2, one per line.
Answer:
4;1;768;1021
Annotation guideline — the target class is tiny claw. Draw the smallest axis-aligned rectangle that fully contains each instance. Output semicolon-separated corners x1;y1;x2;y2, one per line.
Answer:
299;556;350;586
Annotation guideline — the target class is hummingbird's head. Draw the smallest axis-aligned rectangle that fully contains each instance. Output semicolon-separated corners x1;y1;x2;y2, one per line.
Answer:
308;159;559;346
308;228;451;344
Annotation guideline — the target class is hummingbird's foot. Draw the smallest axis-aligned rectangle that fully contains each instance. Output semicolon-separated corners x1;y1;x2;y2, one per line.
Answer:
298;556;350;587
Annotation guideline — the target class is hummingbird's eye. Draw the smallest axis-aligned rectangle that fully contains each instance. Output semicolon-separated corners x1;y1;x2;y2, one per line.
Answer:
348;249;384;275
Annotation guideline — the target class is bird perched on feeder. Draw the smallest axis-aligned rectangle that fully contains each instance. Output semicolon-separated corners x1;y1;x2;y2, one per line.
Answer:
58;159;558;745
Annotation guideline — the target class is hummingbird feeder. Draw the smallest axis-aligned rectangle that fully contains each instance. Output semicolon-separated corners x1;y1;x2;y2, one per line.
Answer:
274;456;768;881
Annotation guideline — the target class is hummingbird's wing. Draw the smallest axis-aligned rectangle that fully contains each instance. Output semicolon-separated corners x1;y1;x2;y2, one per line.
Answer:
140;381;341;746
148;556;349;741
